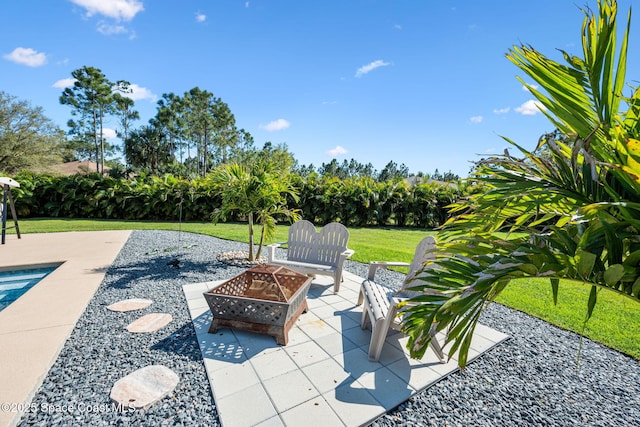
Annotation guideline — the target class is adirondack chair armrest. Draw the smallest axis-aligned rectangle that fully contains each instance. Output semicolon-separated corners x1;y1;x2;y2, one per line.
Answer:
267;242;287;263
391;296;420;308
341;249;355;259
366;261;411;281
333;248;355;283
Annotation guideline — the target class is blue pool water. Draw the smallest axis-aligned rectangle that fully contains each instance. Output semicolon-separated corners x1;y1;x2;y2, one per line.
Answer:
0;266;57;312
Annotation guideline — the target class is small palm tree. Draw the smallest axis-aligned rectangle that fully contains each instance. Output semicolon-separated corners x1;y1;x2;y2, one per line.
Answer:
209;161;300;261
402;0;640;367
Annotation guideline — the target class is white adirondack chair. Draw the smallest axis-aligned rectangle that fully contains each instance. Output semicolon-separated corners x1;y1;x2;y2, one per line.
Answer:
268;220;354;293
357;236;446;362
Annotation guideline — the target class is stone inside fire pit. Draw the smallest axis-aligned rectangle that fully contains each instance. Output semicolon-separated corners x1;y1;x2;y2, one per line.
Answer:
203;264;312;345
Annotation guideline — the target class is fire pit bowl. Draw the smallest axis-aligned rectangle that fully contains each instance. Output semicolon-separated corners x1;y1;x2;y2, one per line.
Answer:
203;264;312;345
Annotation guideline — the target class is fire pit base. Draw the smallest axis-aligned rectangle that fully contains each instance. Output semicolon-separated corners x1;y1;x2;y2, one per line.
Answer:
208;299;308;345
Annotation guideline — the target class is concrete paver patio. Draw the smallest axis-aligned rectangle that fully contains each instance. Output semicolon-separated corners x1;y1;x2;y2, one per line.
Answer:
183;273;509;427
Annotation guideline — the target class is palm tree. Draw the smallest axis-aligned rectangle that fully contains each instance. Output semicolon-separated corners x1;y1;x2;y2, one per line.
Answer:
209;161;300;261
402;0;640;367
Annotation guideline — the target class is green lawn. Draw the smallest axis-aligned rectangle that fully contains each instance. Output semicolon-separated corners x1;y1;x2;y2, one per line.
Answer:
496;278;640;360
12;218;434;265
10;218;640;360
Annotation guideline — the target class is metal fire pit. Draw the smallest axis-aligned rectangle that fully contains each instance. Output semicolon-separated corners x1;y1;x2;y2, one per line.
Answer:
203;264;312;345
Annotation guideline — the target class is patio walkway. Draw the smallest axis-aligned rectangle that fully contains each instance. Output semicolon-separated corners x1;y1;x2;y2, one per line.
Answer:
183;272;509;427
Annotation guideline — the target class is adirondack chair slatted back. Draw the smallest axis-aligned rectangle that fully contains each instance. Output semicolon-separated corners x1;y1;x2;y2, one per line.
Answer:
286;220;317;262
401;236;437;296
285;220;349;268
315;222;350;267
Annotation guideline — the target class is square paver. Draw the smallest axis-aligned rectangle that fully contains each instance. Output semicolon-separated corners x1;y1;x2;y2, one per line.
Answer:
323;380;384;427
199;334;247;369
309;303;338;320
386;357;454;391
255;416;285;427
297;318;337;340
305;296;328;310
208;361;260;399
301;357;353;394
322;311;359;332
285;340;331;368
313;331;357;357
251;349;298;381
284;325;313;346
263;369;320;412
279;396;344;427
327;299;356;312
216;382;278;427
340;324;373;348
294;310;321;327
355;365;416;408
233;329;282;358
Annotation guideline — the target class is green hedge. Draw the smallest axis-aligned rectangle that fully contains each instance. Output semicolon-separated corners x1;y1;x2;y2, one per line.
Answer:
11;172;219;221
10;172;473;227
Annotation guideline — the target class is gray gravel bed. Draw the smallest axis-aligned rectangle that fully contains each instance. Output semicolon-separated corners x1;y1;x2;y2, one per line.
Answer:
17;230;640;426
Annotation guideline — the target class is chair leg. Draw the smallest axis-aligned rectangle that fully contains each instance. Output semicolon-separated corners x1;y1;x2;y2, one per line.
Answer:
360;305;370;330
368;318;387;362
368;305;397;362
429;336;446;363
429;325;447;363
356;287;364;306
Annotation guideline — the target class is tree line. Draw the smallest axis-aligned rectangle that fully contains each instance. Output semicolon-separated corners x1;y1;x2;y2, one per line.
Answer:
0;64;460;182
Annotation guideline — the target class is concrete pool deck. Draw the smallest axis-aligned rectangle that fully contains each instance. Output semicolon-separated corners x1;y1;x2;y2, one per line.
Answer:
0;231;130;427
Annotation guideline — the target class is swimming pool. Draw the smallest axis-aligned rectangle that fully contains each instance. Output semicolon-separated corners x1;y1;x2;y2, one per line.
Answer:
0;266;57;312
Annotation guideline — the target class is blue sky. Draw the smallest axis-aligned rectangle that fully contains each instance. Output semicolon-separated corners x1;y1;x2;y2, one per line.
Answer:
1;0;638;177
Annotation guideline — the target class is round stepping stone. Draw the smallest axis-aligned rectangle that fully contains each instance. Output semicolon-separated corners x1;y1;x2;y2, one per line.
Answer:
126;313;173;333
107;298;153;312
110;365;179;410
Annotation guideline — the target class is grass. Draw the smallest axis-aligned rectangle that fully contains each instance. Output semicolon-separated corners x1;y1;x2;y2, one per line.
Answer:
13;218;433;265
11;218;640;359
496;278;640;359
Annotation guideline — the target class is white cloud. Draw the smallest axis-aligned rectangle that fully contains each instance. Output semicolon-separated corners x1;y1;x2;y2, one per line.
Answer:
102;128;117;139
196;12;206;23
97;22;128;35
515;99;546;116
52;78;77;88
245;2;250;7
71;0;144;21
394;24;402;30
327;146;348;157
3;47;47;67
493;107;510;114
522;83;539;92
260;118;290;132
470;115;483;124
121;83;157;102
355;60;390;78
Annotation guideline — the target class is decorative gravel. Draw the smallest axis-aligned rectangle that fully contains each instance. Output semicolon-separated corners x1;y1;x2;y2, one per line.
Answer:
17;230;640;426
